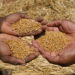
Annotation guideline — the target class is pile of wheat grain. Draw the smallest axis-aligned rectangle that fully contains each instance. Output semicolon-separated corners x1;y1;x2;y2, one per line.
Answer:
12;19;42;35
6;39;35;60
37;31;71;53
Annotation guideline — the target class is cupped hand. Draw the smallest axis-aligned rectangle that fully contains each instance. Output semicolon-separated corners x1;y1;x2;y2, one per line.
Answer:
32;20;75;66
0;13;46;36
0;34;39;65
32;40;75;66
0;12;30;36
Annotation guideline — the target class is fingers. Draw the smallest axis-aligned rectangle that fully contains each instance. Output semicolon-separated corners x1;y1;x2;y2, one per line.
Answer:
32;40;47;55
18;12;30;19
25;43;39;63
41;20;48;25
36;17;48;25
0;41;12;56
0;56;25;65
45;27;59;31
25;52;39;63
42;25;48;30
35;17;44;22
42;25;59;32
36;18;63;27
47;20;62;27
0;34;18;41
33;45;40;52
5;12;30;24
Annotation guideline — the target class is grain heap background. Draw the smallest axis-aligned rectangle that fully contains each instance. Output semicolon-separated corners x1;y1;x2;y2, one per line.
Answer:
0;0;75;75
0;0;75;22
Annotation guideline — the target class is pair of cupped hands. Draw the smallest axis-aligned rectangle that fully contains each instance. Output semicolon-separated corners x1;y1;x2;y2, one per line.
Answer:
0;12;75;66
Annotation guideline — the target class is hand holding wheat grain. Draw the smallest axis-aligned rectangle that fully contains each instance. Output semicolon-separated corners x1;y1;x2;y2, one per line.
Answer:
0;34;39;65
0;12;30;36
33;20;75;66
0;13;44;36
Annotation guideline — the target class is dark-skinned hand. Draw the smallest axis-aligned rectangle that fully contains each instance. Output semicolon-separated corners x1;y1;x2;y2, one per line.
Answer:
0;34;39;65
32;20;75;66
0;12;43;36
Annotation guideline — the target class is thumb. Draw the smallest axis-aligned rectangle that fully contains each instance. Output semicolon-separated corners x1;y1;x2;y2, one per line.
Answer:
32;40;49;55
0;41;12;56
